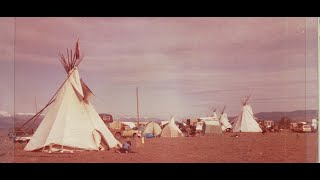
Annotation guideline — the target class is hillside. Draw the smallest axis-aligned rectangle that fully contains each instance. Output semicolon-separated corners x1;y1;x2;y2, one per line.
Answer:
230;110;318;122
0;110;318;128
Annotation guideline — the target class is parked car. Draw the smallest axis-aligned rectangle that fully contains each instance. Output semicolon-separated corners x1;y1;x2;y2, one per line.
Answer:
292;124;312;133
301;125;312;132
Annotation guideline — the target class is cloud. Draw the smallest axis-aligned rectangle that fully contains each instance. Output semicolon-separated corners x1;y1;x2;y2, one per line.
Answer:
0;17;317;118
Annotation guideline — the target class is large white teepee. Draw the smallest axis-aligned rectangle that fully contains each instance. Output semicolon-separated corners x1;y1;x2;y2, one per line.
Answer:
24;41;121;151
160;117;184;137
232;96;262;132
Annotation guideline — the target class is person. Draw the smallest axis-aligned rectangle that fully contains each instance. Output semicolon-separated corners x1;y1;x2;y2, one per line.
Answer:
120;141;131;153
262;127;267;134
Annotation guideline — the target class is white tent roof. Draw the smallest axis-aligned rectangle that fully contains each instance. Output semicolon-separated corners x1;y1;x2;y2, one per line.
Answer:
199;116;219;121
24;68;121;151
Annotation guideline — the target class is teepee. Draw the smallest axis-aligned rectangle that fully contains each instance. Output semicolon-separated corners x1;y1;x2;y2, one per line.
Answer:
219;106;232;132
232;96;262;132
160;116;184;137
24;40;121;152
212;107;218;119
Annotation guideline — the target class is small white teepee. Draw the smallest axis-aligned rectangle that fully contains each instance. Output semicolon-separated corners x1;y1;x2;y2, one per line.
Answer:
212;107;218;119
220;113;232;131
160;116;184;137
232;96;262;132
219;106;232;131
24;41;121;152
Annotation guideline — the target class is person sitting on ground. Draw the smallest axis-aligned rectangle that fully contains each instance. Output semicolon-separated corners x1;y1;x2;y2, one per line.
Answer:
120;141;131;153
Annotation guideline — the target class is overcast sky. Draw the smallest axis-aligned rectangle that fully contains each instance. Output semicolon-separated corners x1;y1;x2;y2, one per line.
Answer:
0;17;317;120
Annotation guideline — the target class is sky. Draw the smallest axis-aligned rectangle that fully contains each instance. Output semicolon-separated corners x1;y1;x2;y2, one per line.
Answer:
0;17;318;120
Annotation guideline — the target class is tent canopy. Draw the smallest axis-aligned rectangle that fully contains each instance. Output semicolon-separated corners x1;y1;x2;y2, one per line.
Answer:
143;121;162;136
160;117;184;137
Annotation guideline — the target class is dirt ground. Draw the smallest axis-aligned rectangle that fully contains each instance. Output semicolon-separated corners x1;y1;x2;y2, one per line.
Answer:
1;130;316;163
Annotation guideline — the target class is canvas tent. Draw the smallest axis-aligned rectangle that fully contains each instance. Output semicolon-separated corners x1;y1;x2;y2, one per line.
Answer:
218;106;232;132
198;116;222;134
143;121;162;136
220;113;232;131
160;117;184;137
232;96;262;132
198;107;222;134
23;41;121;152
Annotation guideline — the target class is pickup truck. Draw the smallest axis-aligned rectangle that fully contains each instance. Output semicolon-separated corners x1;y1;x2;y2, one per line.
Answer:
106;121;141;139
109;124;141;139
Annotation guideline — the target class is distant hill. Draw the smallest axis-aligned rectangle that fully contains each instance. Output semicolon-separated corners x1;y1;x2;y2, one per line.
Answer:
0;112;163;129
115;117;163;123
0;112;44;129
0;110;318;128
230;110;318;122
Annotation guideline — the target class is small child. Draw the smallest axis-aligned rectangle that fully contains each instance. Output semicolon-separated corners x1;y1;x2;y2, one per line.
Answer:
120;141;131;153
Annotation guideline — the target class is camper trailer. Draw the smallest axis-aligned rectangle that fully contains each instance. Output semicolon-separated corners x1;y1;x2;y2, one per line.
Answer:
99;113;113;124
263;120;274;129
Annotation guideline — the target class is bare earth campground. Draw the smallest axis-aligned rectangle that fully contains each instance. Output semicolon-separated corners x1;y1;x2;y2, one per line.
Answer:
0;131;314;163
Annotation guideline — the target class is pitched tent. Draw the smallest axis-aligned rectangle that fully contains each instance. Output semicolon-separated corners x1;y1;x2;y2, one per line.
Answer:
218;106;232;132
220;113;232;131
143;121;162;136
199;117;222;134
160;117;184;137
232;96;262;132
24;41;121;152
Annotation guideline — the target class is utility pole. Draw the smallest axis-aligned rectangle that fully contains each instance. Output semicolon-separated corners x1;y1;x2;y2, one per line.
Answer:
136;87;140;128
35;96;38;113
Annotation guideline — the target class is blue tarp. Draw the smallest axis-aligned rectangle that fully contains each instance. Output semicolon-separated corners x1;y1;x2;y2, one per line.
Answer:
145;133;155;138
